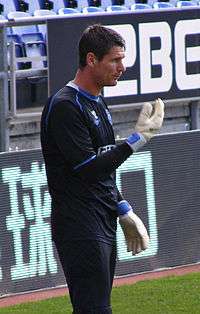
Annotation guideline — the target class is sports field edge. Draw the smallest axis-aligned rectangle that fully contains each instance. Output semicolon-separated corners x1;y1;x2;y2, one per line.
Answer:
1;263;200;308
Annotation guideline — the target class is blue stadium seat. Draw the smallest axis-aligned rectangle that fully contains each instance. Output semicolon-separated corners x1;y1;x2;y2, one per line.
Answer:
82;6;104;12
7;34;28;69
18;0;29;12
21;31;47;68
34;9;57;39
0;0;28;15
106;4;128;10
131;3;151;10
24;41;46;68
7;11;46;68
153;1;174;8
65;0;78;7
25;0;42;13
101;0;112;7
51;0;67;12
77;0;89;10
58;7;79;14
176;0;198;6
0;0;18;16
112;0;125;4
88;0;102;6
0;3;3;14
34;8;57;16
21;32;44;43
7;11;40;36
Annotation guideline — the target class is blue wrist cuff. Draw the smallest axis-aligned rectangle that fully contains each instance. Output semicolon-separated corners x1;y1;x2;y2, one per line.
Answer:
126;132;146;152
117;200;132;216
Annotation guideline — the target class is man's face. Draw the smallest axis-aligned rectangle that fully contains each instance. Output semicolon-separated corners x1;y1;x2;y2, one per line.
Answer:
92;45;126;88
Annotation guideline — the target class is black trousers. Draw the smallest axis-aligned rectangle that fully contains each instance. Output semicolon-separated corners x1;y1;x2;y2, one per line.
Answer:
55;239;116;314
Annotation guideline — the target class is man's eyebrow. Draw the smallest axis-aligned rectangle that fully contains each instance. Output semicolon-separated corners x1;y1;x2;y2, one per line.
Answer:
113;55;125;60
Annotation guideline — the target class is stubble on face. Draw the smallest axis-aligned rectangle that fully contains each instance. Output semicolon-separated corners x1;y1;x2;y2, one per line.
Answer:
94;46;126;89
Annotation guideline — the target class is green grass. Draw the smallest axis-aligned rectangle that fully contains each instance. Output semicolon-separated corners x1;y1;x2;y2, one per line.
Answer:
1;272;200;314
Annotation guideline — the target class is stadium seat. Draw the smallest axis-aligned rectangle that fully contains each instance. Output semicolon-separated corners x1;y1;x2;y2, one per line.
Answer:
7;34;29;69
7;11;40;36
0;0;29;14
51;0;67;12
18;0;29;12
0;0;18;16
82;6;104;12
25;0;42;13
106;4;128;11
34;8;57;16
100;0;112;9
23;32;47;68
20;31;46;68
112;0;125;4
24;41;46;68
7;11;46;68
176;0;198;6
153;1;174;8
42;0;54;10
88;0;102;6
58;7;79;14
21;32;44;43
131;3;151;10
34;9;57;39
0;3;3;14
65;0;78;7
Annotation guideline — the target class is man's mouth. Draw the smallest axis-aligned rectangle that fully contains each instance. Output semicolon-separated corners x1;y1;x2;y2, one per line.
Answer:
113;75;121;80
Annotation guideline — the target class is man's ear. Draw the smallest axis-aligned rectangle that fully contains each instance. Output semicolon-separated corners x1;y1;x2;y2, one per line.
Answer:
86;52;97;67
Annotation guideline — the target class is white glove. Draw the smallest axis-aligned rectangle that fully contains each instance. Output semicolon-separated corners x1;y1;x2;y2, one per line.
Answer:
117;200;150;255
126;98;165;152
135;98;165;141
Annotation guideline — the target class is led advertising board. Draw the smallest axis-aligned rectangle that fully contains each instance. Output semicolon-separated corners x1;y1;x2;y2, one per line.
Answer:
1;131;200;295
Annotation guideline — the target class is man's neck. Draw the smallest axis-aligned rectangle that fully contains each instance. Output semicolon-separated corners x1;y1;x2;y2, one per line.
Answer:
73;69;101;96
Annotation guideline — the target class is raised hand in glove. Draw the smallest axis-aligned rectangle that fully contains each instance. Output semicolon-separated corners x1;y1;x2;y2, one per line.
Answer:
126;98;165;152
117;200;150;255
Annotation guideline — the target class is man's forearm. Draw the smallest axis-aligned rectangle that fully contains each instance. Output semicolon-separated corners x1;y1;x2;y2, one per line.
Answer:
74;142;132;182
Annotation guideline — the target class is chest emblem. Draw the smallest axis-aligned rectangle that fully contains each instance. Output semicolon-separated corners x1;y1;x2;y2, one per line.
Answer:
90;110;100;126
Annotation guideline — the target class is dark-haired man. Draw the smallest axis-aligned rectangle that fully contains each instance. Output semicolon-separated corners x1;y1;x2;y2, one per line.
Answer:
41;24;164;314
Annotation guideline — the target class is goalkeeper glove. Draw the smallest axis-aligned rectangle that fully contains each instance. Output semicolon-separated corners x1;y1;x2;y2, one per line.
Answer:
117;200;150;255
126;98;165;152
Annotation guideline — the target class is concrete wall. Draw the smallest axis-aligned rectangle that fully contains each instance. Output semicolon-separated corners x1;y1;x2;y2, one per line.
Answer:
9;99;197;151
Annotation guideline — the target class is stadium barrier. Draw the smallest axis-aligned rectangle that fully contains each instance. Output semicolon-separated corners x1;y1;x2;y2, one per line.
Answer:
0;8;199;152
1;130;200;296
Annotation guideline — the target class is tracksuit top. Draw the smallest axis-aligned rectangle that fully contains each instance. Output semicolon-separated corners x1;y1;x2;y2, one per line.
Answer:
40;82;132;243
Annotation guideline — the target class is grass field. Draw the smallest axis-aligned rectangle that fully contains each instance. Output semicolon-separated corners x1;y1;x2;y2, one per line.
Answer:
1;272;200;313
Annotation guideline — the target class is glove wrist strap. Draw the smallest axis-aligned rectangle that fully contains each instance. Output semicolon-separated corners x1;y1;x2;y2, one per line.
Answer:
126;132;146;152
117;200;132;216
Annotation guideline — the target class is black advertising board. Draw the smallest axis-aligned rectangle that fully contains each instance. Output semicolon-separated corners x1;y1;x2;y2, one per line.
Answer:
47;8;200;105
1;131;200;295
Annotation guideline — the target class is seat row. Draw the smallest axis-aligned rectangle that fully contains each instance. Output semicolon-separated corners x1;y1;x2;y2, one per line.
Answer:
0;0;199;17
3;0;200;70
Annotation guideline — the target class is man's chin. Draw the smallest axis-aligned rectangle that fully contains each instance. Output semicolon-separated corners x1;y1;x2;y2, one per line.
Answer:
105;80;118;87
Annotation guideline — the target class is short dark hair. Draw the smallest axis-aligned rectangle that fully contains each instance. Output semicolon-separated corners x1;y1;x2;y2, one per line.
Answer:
78;24;126;68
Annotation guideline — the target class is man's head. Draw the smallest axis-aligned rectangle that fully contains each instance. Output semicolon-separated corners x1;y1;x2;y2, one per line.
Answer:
79;24;125;68
78;24;126;88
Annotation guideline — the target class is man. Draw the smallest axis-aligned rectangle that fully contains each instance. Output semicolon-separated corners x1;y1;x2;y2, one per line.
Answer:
41;24;164;314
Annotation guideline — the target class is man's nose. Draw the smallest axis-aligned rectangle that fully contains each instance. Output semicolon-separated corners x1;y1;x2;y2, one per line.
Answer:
119;61;126;73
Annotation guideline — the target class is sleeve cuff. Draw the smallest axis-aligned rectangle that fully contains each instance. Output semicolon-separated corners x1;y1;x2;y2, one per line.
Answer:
117;200;132;216
126;132;146;152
